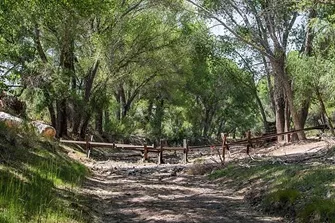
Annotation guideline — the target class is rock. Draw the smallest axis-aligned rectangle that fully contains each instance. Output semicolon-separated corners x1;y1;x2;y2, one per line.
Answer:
170;171;177;176
127;169;141;176
173;166;185;172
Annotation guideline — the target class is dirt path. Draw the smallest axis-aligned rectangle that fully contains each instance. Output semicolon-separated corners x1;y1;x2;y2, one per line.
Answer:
80;160;283;223
68;139;332;223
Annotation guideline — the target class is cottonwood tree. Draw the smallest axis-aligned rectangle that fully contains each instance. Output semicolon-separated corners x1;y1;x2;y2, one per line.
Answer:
179;25;257;138
185;0;310;140
0;0;108;137
93;3;194;137
287;2;335;136
0;0;190;138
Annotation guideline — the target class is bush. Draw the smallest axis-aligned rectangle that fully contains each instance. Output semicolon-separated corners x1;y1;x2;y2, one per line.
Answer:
264;189;301;216
299;199;335;223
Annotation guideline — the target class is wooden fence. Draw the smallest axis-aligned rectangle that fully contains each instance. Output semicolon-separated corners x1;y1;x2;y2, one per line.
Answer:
60;125;327;164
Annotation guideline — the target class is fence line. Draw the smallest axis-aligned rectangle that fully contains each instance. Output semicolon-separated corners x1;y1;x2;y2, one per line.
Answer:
60;125;327;164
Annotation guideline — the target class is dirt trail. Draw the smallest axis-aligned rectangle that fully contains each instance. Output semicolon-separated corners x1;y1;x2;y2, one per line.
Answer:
79;160;282;223
69;139;332;223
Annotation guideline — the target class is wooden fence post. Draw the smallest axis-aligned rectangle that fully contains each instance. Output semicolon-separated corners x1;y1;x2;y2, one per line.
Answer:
85;134;92;158
183;139;188;164
246;130;251;155
143;143;148;162
158;139;164;164
85;134;89;158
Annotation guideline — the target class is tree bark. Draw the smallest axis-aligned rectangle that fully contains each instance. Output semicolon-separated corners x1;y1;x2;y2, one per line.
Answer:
281;78;306;140
254;90;269;132
217;118;225;137
72;107;82;135
316;88;335;136
80;114;91;139
48;103;56;129
263;56;276;116
298;99;311;129
271;51;306;140
104;109;110;130
95;108;103;134
152;98;164;140
273;74;285;141
34;24;57;130
202;107;211;137
56;99;67;138
291;6;316;137
284;97;291;142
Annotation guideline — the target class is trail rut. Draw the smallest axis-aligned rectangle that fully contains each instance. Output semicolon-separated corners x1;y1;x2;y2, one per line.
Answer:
81;161;283;223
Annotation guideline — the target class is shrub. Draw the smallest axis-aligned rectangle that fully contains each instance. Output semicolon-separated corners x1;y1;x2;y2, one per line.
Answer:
299;198;335;223
264;189;301;216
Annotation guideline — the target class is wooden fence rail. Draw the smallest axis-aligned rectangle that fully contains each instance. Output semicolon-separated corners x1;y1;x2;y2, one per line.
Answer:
60;125;327;164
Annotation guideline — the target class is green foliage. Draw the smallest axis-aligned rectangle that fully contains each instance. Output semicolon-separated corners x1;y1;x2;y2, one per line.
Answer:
267;189;301;205
209;154;335;222
287;49;335;121
264;189;301;216
0;0;292;142
0;124;89;222
299;198;335;223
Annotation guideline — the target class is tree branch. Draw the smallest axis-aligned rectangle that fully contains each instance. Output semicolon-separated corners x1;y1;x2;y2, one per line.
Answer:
283;12;298;49
185;0;274;59
34;23;48;63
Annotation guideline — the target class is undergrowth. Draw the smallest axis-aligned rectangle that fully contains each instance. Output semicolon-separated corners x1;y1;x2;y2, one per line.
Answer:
209;147;335;223
0;122;90;223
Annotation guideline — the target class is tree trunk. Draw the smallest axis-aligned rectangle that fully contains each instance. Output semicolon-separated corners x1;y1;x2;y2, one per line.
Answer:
303;8;316;56
122;103;130;119
298;99;311;129
48;103;56;128
56;25;75;138
273;75;285;141
152;99;164;140
254;90;269;132
104;109;110;130
114;91;121;121
80;114;91;139
316;88;335;136
146;100;153;122
292;99;310;142
56;99;67;138
271;52;306;140
72;109;82;135
119;84;127;119
202;107;211;137
43;90;56;128
95;108;103;134
217;118;225;137
284;97;291;142
263;56;276;116
282;76;306;140
290;6;315;138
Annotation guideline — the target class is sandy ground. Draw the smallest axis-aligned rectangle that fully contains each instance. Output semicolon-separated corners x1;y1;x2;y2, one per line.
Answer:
65;138;333;223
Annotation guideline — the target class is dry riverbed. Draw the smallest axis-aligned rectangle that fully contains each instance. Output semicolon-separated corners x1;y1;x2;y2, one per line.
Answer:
65;139;332;223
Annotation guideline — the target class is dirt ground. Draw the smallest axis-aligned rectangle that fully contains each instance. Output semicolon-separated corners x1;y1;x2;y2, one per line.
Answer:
66;138;333;223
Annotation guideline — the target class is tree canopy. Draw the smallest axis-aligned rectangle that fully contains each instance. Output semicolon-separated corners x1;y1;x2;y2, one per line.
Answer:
1;0;335;142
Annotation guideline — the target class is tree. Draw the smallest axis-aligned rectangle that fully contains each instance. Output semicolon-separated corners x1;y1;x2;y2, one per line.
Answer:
185;0;309;140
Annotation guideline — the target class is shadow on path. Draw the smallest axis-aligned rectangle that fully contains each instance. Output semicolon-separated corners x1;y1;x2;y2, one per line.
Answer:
82;164;283;223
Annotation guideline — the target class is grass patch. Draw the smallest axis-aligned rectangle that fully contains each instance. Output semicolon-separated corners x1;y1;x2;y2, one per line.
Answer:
299;198;335;223
0;122;90;223
209;149;335;222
